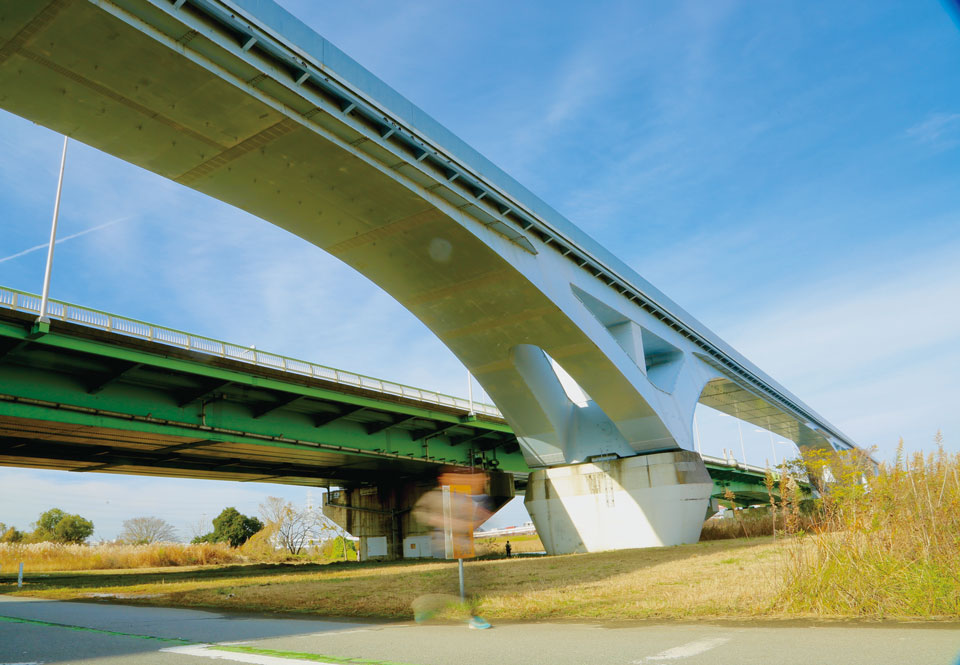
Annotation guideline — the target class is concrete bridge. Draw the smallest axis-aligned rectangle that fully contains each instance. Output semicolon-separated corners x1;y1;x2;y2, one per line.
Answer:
0;0;846;555
2;287;805;559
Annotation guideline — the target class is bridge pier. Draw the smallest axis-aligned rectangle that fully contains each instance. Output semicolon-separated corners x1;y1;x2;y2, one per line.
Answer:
524;450;712;555
323;471;514;561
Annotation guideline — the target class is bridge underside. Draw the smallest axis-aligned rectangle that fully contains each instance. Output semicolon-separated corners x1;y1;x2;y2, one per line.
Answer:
0;0;838;553
0;303;792;508
0;307;525;488
0;0;845;462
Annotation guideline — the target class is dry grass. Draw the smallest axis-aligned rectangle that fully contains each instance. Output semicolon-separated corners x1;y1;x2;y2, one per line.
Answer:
701;510;774;540
779;440;960;618
700;508;822;541
0;542;243;572
1;537;785;620
4;442;958;622
474;533;543;556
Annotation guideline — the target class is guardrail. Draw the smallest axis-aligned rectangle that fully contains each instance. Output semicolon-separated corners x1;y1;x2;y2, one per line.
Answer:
701;454;810;488
0;286;503;419
701;454;773;476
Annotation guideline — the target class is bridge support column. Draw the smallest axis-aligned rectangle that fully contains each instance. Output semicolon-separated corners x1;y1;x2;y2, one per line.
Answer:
322;482;426;561
524;450;712;555
323;471;514;561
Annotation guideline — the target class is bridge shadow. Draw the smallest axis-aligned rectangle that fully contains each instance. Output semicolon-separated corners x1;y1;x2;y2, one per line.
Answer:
0;537;780;662
0;536;777;620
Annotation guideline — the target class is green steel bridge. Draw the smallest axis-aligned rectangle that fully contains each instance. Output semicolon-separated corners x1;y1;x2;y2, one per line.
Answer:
0;286;784;506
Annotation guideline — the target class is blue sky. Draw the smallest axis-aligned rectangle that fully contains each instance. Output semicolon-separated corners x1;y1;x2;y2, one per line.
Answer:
1;0;959;540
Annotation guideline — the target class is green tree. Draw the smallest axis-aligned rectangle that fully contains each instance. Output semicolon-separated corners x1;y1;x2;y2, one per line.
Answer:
321;535;358;562
53;514;94;544
34;508;66;540
192;507;262;548
0;522;24;543
31;508;94;544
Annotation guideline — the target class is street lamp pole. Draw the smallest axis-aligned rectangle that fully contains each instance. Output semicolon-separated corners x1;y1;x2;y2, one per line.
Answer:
38;135;69;324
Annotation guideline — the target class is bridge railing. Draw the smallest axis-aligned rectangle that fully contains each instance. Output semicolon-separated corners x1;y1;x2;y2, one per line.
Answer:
701;454;775;477
0;286;503;419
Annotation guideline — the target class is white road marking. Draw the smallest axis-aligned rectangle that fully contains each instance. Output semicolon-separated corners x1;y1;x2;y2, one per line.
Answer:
294;627;373;639
161;644;339;664
634;637;731;662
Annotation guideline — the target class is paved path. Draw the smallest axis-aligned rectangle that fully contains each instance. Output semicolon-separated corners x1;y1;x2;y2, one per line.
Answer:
2;595;959;665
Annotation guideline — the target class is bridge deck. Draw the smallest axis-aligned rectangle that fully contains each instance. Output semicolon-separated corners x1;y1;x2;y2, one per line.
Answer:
0;0;856;455
0;288;795;504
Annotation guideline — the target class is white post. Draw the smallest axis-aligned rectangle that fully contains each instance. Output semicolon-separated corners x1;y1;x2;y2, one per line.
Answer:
18;562;24;589
734;405;747;466
466;370;475;416
766;418;778;466
458;558;465;602
756;425;778;467
38;136;69;323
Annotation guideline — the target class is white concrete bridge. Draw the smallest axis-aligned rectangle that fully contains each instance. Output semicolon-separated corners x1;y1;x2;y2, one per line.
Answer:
0;0;859;553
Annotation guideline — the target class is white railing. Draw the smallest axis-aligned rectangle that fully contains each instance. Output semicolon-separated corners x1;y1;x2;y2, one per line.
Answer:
702;453;782;477
0;286;503;418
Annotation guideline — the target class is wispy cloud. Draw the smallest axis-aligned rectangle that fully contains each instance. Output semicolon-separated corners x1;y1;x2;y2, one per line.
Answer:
0;216;131;264
716;237;960;453
906;112;960;149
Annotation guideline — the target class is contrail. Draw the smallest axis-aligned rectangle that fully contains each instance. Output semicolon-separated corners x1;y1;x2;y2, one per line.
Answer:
0;217;131;264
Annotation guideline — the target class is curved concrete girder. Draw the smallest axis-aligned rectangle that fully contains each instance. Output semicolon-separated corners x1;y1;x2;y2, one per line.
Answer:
0;0;848;468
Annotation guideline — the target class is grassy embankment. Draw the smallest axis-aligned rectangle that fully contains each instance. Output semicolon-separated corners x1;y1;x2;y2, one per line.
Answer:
474;533;543;556
1;537;781;620
1;442;957;621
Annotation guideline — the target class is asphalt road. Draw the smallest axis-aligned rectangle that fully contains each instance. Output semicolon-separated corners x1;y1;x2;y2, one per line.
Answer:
2;595;959;665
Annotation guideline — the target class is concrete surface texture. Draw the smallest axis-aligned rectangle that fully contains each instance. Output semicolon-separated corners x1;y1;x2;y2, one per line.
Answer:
525;450;714;553
0;0;858;467
2;595;959;665
0;0;867;556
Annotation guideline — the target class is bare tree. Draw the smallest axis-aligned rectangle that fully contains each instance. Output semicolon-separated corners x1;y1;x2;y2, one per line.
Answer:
188;515;210;542
120;516;177;544
259;496;337;555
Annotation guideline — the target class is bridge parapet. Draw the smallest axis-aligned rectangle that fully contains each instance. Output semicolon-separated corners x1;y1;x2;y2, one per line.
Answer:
0;285;502;419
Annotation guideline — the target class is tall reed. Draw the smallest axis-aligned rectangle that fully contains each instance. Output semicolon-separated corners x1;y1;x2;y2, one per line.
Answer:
0;541;243;572
779;437;960;617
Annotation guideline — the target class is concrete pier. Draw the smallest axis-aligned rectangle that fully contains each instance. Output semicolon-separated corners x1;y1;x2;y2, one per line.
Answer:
323;471;514;560
524;450;712;554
